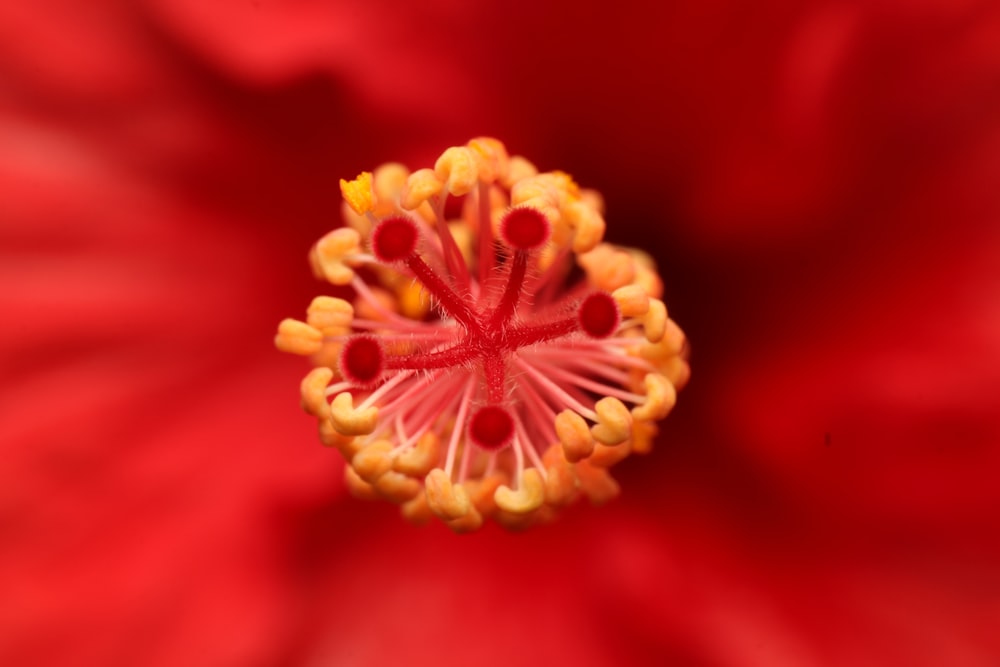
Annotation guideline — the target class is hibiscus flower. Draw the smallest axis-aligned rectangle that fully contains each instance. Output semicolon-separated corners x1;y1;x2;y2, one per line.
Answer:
2;1;998;666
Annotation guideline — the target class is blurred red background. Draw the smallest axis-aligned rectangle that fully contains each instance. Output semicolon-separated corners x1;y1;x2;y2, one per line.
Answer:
2;1;999;665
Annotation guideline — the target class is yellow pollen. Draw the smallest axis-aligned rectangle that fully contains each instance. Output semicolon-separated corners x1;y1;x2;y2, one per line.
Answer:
300;367;333;418
424;469;472;520
642;298;668;343
434;146;479;196
631;373;677;421
351;440;394;483
275;318;323;356
330;393;378;436
400;168;443;211
590;397;633;446
339;171;375;216
494;469;545;515
373;471;422;504
556;410;596;462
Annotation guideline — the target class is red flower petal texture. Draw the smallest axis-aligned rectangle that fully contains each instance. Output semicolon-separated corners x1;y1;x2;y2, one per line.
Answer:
2;0;999;665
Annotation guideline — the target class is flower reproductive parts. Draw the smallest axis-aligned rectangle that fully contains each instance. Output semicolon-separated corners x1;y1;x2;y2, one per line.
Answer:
276;138;689;532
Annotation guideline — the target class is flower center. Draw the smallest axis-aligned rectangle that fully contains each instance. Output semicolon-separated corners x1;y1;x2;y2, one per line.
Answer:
346;206;618;447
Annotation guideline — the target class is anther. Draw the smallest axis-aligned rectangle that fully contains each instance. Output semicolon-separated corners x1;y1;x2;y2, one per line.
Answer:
642;298;668;343
400;168;444;211
563;199;606;253
329;392;378;436
343;464;379;501
373;471;421;503
424;469;472;520
494;469;545;514
307;296;354;334
466;137;510;184
589;440;633;467
434;146;479;196
299;367;333;418
311;228;362;286
468;405;516;450
275;318;323;356
351;441;394;483
578;292;621;339
339;172;375;216
575;461;621;505
555;409;595;462
590;397;633;446
631;373;676;421
317;419;360;459
446;506;484;534
542;444;579;507
400;492;434;526
392;431;440;477
464;474;506;516
612;285;650;318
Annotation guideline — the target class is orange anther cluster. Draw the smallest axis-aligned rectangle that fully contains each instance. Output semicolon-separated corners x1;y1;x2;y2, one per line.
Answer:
276;138;689;532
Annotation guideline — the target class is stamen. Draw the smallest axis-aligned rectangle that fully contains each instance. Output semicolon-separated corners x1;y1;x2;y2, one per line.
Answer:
278;137;688;531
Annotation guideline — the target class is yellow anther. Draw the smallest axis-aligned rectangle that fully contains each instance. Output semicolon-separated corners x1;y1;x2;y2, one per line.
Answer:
590;439;632;467
629;420;658;455
464;474;505;516
274;318;323;356
662;317;687;356
400;168;444;210
575;461;621;505
665;356;691;392
317;419;360;459
494;468;545;515
339;172;375;216
628;248;665;299
631;373;676;421
311;227;362;285
555;409;595;462
502;155;539;188
392;431;439;477
306;296;353;334
590;397;633;446
300;367;333;418
434;146;479;196
374;471;421;503
563;199;606;253
344;464;378;501
329;392;378;436
542;444;579;507
466;137;510;184
397;280;432;319
351;440;394;483
446;506;484;534
578;244;637;292
579;188;605;214
400;492;433;526
643;298;668;343
424;469;472;520
372;162;410;212
510;177;556;210
353;285;398;321
612;285;650;318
